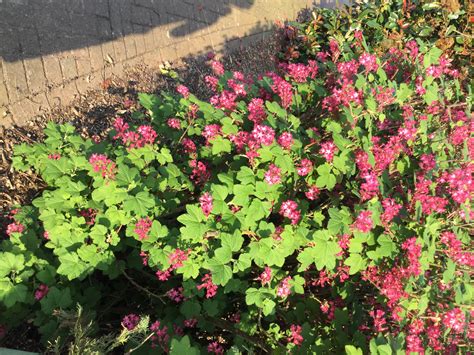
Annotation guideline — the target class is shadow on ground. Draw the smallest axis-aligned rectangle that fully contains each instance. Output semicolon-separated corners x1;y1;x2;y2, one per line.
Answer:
0;0;255;62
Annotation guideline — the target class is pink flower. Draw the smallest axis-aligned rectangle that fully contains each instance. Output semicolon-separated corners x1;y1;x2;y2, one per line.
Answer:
305;186;320;200
353;210;373;233
168;249;189;270
89;154;116;179
200;192;213;217
288;324;303;346
381;198;402;225
184;318;198;328
297;159;313;176
197;273;218;298
287;63;311;83
176;85;190;98
6;222;25;236
319;141;338;162
156;269;171;281
268;73;293;108
211;60;225;76
264;164;281;185
210;90;237;111
420;154;436;171
202;124;222;142
47;153;61;160
280;200;301;225
181;138;196;154
258;267;272;285
166;287;184;303
134;217;153;240
251;124;275;146
167;118;181;129
359;52;378;72
205;75;219;91
248;98;266;124
207;341;224;355
401;237;422;276
277;276;292;298
227;79;246;97
34;284;49;301
122;314;140;330
189;160;211;185
277;132;294;150
443;308;466;333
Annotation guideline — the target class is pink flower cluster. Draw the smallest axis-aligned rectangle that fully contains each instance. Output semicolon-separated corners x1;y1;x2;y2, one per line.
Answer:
176;85;190;98
264;164;281;185
197;273;218;298
305;186;320;200
207;341;224;354
319;141;338;162
150;320;170;351
134;217;153;240
440;231;474;267
89;154;116;179
279;200;301;225
202;124;222;143
210;90;237;111
189;159;211;185
287;61;317;83
277;132;294;150
359;52;378;72
167;118;181;129
353;210;373;233
381;198;402;225
442;308;466;333
6;221;25;236
401;237;422;276
113;118;157;149
251;124;275;146
277;276;292;298
34;284;49;301
122;314;140;330
258;266;272;285
166;287;184;303
288;324;304;345
297;158;313;176
199;192;213;217
268;72;293;108
248;98;266;124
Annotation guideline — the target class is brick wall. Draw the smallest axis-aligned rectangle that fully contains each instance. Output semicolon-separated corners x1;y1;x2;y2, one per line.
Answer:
0;0;325;127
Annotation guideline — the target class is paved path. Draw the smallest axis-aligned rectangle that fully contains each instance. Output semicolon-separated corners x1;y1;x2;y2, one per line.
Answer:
0;0;335;126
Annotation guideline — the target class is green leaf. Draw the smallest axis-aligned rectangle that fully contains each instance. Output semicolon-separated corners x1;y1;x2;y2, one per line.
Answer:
221;232;244;252
345;345;363;355
0;252;25;278
57;253;89;280
178;205;208;243
297;231;340;271
396;83;413;104
170;336;199;355
41;287;73;314
345;253;367;275
209;263;233;286
211;137;232;155
423;47;443;68
231;184;254;206
262;299;276;316
0;279;28;308
123;191;155;217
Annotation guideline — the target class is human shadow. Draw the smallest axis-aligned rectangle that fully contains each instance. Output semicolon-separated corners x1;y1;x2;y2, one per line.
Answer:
0;0;255;62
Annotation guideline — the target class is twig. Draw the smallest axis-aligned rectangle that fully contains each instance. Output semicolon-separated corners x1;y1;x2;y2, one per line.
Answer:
122;270;166;304
125;332;156;354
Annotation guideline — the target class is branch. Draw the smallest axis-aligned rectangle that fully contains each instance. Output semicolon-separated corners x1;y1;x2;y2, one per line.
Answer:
122;270;166;304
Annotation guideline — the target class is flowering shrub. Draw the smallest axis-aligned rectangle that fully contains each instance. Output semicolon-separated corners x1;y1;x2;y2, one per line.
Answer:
2;7;473;354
